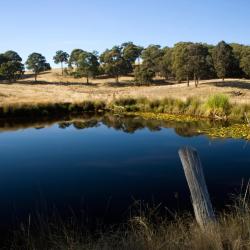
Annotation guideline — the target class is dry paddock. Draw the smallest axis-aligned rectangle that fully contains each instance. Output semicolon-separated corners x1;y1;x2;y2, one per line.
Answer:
0;69;250;106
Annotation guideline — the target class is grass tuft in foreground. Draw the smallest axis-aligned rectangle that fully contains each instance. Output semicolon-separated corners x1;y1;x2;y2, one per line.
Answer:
205;94;230;118
9;195;250;250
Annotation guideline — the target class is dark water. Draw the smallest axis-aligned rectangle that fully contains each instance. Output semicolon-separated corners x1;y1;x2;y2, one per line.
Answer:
0;114;249;231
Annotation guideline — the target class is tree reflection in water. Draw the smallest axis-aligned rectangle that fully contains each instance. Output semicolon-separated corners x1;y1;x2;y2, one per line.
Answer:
0;113;230;138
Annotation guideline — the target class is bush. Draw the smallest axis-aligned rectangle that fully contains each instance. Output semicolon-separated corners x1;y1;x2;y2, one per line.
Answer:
134;66;155;85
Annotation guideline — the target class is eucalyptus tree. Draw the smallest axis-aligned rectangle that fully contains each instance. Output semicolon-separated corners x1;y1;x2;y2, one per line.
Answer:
159;47;173;80
231;43;250;78
186;43;212;87
134;65;155;85
240;48;250;78
4;50;22;62
122;42;143;67
76;51;100;84
100;46;129;83
53;50;69;75
212;41;237;81
68;49;84;68
172;42;193;86
26;53;51;81
141;45;163;73
0;51;24;82
134;45;163;84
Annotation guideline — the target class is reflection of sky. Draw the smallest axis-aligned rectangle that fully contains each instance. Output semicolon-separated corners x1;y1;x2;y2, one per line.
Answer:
0;122;249;228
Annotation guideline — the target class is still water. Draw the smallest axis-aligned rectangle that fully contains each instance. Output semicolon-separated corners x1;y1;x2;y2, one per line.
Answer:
0;114;249;230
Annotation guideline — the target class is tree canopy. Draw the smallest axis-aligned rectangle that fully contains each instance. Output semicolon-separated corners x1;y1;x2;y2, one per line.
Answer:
212;41;237;81
100;46;129;83
53;50;69;75
0;51;24;82
68;49;84;68
26;53;51;81
75;51;100;84
1;40;250;85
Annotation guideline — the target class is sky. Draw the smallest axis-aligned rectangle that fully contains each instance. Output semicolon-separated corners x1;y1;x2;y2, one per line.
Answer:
1;0;250;66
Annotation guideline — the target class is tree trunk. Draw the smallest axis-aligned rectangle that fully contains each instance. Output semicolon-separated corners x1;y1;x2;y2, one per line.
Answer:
35;73;37;82
86;76;89;84
116;75;119;84
61;62;64;75
187;76;189;87
193;73;196;87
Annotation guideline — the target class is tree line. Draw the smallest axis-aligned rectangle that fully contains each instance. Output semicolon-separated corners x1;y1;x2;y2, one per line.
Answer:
1;41;250;86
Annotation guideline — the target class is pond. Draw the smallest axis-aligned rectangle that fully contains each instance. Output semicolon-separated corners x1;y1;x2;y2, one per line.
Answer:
0;114;249;232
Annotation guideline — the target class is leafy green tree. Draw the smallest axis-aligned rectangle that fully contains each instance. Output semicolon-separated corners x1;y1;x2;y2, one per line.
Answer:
186;43;212;87
4;50;22;62
134;65;155;85
100;46;129;83
53;50;69;75
76;51;100;84
68;49;84;68
133;45;163;84
172;42;193;85
0;61;24;81
141;45;163;74
122;42;143;67
240;48;250;78
231;43;245;62
26;53;51;81
159;47;173;80
0;51;24;81
231;43;250;78
212;41;237;81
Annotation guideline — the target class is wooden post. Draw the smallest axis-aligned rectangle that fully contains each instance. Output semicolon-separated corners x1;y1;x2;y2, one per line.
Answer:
178;147;215;229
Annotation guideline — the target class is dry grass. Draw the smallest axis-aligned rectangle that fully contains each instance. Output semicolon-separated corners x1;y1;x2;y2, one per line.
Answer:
0;69;250;107
10;197;250;250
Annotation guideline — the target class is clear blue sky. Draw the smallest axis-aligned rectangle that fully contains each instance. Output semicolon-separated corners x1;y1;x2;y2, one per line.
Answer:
1;0;250;66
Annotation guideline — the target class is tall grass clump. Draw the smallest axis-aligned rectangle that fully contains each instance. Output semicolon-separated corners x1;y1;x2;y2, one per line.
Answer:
205;94;231;118
112;97;205;117
185;97;203;116
112;98;139;112
229;103;250;121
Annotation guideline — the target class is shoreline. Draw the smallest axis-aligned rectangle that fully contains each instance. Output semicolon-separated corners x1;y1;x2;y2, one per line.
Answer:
0;96;249;140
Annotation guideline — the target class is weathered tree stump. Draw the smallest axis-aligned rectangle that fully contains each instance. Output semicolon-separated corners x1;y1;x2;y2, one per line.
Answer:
178;147;215;229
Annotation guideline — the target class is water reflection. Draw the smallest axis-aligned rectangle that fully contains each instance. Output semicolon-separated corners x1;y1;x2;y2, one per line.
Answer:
0;113;249;235
0;113;232;139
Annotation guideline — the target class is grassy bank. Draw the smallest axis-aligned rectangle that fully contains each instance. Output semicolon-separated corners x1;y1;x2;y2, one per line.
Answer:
0;100;107;118
2;94;249;120
111;95;250;121
110;95;250;140
9;196;250;250
0;94;250;140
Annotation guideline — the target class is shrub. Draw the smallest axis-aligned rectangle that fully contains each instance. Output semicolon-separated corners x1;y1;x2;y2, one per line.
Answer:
134;66;155;85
